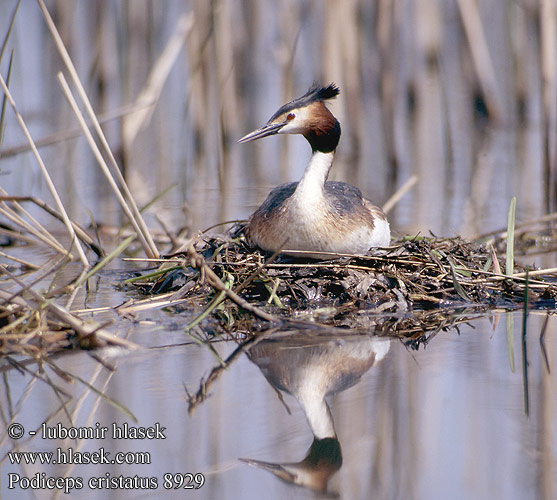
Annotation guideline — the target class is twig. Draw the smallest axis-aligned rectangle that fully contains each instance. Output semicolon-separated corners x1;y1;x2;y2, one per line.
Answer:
186;245;280;323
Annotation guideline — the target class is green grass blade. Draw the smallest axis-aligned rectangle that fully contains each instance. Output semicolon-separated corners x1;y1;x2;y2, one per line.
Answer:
72;234;136;288
446;256;472;301
506;197;516;275
184;272;234;333
139;183;177;213
506;311;515;373
123;265;184;284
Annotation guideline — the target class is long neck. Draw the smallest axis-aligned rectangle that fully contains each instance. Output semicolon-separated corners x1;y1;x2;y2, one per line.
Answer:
297;384;336;440
293;150;335;203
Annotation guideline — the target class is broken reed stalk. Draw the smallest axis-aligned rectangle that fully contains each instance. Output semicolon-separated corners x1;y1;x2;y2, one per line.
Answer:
0;1;19;145
0;194;101;255
0;73;89;266
0;249;39;270
0;265;139;352
37;0;159;259
0;1;20;60
0;253;70;310
0;203;68;256
0;195;61;247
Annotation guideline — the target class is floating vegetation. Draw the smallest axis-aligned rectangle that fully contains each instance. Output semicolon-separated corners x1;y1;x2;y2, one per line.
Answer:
123;230;557;342
0;252;139;359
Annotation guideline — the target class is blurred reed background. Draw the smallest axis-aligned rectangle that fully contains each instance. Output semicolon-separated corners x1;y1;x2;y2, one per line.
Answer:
0;0;555;240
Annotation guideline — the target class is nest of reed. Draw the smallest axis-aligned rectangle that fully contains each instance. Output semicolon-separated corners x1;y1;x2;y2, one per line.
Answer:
125;231;557;341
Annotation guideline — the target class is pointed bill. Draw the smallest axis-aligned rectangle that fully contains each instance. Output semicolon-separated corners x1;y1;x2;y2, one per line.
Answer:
238;122;285;143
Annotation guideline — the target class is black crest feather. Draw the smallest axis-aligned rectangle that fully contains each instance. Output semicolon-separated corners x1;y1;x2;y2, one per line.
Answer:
268;82;340;122
305;82;340;102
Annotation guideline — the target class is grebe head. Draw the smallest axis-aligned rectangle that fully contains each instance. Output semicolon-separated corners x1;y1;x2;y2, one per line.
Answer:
238;83;341;152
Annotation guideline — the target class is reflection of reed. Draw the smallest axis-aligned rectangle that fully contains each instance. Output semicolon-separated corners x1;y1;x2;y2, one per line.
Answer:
1;0;554;236
241;335;390;493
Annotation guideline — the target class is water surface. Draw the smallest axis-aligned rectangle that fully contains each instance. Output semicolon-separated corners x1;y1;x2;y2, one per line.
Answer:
2;298;555;499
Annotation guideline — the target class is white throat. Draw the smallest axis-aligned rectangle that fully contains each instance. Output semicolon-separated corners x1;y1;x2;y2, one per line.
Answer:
292;151;335;204
297;385;336;439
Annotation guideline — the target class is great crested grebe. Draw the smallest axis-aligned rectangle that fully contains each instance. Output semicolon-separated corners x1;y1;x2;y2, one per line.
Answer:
241;336;391;492
239;83;390;257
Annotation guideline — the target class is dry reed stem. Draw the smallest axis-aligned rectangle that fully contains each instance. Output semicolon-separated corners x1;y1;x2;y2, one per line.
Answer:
0;266;140;352
541;0;557;215
0;74;89;266
122;12;193;144
475;212;557;240
0;101;155;160
0;204;68;256
0;193;100;254
37;0;159;259
56;73;153;258
457;0;503;121
0;253;69;310
0;249;38;270
0;226;37;246
0;190;64;248
116;293;190;315
383;174;418;214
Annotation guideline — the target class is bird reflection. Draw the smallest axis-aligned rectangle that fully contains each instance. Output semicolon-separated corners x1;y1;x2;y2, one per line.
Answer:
240;334;391;493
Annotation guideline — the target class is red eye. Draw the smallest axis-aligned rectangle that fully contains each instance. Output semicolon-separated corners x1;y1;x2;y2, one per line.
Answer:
287;113;295;121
